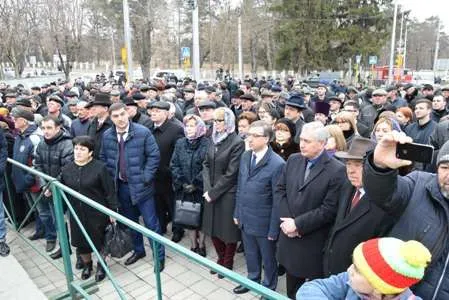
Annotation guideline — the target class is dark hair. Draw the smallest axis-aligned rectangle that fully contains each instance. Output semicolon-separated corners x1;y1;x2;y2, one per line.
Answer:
109;102;126;113
261;102;280;120
72;136;95;152
415;99;432;109
343;100;360;111
250;120;273;140
41;115;62;127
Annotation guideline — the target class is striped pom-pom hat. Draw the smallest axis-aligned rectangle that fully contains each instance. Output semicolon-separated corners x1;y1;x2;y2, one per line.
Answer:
352;237;431;294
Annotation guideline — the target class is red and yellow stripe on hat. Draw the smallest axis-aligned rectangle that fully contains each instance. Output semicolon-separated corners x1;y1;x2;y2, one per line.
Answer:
353;238;431;295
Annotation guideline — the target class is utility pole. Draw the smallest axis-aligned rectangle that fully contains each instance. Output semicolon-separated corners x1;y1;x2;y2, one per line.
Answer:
388;1;398;84
238;3;243;80
433;19;441;72
111;29;116;70
123;0;133;81
192;0;201;80
404;22;408;69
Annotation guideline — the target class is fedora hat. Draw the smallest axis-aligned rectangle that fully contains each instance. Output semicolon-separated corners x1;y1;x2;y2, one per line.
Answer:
285;93;306;110
91;93;112;107
335;136;375;160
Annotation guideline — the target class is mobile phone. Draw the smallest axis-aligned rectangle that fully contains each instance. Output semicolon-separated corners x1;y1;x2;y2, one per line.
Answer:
396;143;434;164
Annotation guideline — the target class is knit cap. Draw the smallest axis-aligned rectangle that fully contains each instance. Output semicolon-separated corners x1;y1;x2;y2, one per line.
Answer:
352;237;431;295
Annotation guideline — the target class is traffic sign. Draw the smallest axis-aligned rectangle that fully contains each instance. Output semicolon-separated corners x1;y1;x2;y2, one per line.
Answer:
355;55;361;64
29;56;36;65
369;56;378;65
181;47;191;59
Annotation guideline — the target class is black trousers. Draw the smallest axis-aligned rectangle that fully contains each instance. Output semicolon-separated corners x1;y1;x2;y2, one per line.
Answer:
286;273;306;299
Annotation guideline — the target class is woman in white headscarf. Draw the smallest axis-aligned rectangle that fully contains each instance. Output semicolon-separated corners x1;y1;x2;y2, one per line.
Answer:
202;107;245;277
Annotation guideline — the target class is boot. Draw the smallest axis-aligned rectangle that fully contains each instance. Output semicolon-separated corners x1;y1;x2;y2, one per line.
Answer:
76;254;84;270
95;262;106;282
81;261;93;280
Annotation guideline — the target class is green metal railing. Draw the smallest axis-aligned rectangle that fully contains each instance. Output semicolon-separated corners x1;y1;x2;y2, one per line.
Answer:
5;158;289;300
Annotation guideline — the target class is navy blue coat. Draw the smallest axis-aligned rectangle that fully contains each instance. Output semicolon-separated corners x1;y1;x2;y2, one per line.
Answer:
100;122;160;205
70;118;91;137
234;148;284;238
170;136;210;203
12;125;42;193
0;129;7;192
364;153;449;299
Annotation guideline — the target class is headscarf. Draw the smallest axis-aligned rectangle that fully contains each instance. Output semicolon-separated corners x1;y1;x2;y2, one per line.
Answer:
212;107;236;145
183;114;206;141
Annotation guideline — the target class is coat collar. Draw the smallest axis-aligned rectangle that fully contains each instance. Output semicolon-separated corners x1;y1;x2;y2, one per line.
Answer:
298;151;330;190
247;147;273;176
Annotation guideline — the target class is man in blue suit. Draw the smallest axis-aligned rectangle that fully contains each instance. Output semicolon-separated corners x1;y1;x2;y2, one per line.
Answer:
101;103;165;269
233;120;285;297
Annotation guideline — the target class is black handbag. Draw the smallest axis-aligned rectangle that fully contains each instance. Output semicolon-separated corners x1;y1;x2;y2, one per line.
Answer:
173;197;202;228
104;223;134;258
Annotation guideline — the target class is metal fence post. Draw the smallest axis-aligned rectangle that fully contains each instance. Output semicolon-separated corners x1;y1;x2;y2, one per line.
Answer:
152;240;163;300
51;183;75;298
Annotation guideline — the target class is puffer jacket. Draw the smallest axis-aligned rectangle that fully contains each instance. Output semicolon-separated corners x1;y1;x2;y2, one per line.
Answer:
12;124;43;193
0;129;7;192
364;153;449;300
100;122;160;205
34;130;73;180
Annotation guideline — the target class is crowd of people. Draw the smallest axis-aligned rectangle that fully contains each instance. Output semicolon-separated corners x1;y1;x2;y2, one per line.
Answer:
0;75;448;299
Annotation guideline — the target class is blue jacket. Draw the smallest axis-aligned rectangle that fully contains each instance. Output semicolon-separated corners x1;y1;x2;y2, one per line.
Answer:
234;147;285;238
12;124;43;193
0;129;7;192
100;122;160;205
297;272;421;300
364;153;449;299
70;117;91;137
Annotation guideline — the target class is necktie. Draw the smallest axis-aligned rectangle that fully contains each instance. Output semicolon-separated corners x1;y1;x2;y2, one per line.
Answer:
304;161;312;181
118;132;127;181
251;153;257;171
350;189;361;210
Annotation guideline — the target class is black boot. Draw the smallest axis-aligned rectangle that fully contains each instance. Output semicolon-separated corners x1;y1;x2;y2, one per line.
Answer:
76;254;84;270
81;261;93;280
95;262;106;282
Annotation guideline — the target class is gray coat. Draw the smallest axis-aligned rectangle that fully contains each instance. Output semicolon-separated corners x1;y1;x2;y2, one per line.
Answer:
202;132;245;242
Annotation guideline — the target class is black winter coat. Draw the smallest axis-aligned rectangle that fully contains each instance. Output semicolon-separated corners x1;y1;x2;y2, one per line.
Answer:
323;179;395;276
270;140;299;161
87;117;113;158
34;130;73;179
202;132;245;242
132;111;153;130
61;160;118;250
170;136;210;202
276;152;345;278
151;119;184;194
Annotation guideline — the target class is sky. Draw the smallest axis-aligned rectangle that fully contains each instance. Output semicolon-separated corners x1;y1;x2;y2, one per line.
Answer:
397;0;449;32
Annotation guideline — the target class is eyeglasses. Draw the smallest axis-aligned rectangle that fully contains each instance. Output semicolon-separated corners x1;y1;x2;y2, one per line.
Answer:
213;119;225;123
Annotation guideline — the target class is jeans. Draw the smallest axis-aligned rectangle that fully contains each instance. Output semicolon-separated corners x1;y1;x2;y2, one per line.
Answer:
0;193;6;242
31;192;57;242
118;181;165;261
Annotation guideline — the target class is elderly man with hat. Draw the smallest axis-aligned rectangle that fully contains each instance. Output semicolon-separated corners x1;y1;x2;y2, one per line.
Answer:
123;97;152;129
359;88;388;130
46;95;72;131
110;90;121;103
148;101;185;241
239;93;257;115
362;132;449;299
4;92;17;108
386;85;407;109
206;86;227;108
328;96;343;122
86;93;113;158
197;100;216;136
403;83;419;108
441;85;449;103
421;84;434;100
182;87;196;115
323;136;395;276
284;93;307;144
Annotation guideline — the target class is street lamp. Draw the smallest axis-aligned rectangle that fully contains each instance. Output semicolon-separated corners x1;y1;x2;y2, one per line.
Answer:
388;1;399;84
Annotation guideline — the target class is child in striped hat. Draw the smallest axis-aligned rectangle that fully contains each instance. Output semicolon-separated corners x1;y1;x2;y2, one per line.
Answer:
296;237;431;300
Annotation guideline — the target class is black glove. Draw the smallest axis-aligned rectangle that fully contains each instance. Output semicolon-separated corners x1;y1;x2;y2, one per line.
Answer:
182;184;196;194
